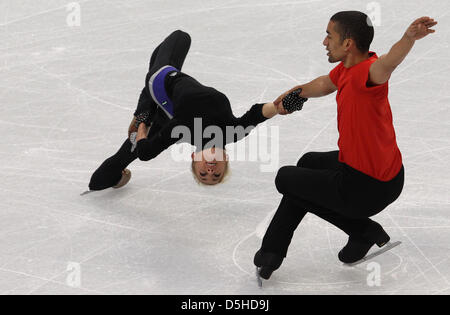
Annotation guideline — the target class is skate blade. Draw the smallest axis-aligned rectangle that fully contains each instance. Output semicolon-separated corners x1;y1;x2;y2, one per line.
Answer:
256;267;263;288
80;190;95;196
345;241;402;267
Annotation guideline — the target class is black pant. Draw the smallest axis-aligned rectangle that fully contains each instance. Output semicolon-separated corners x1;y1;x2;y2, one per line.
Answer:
89;30;191;191
261;151;404;257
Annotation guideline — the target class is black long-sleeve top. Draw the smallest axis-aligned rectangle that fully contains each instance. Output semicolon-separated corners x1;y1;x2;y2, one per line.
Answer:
135;72;268;161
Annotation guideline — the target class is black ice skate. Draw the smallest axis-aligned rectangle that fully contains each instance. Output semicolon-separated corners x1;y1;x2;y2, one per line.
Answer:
339;222;401;266
81;169;132;196
254;250;284;287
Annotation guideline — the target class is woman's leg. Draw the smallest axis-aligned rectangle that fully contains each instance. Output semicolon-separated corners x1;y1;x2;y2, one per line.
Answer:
88;139;137;191
136;30;192;116
88;32;192;191
148;30;192;75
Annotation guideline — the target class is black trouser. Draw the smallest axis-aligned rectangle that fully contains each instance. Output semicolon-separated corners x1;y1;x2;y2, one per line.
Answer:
261;151;404;257
88;30;191;191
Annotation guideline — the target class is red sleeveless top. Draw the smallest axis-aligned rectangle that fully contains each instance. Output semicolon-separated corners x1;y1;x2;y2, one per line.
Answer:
329;52;402;181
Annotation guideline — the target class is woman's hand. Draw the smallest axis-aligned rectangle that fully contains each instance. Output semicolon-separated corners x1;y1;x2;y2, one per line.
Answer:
136;122;150;142
274;91;289;107
128;116;138;138
262;102;288;118
274;101;289;115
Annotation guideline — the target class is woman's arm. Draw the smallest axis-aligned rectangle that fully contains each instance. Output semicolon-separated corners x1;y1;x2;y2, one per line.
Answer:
135;120;179;161
262;102;285;118
128;116;138;138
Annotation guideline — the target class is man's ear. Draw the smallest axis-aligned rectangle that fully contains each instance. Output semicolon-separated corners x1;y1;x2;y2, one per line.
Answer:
191;152;195;161
344;38;353;51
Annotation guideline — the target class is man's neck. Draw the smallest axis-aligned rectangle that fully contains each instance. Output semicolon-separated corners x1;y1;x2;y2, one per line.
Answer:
342;52;370;68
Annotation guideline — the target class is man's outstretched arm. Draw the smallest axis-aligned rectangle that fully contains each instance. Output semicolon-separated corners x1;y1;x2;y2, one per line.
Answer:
369;17;437;85
274;75;337;109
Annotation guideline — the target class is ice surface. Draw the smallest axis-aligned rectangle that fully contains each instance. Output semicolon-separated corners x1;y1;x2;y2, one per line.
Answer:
0;0;449;295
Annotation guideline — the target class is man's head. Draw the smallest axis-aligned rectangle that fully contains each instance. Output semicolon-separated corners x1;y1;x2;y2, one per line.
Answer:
191;147;229;185
323;11;374;63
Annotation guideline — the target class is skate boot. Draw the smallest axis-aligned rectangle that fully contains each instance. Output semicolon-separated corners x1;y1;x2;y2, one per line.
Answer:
113;169;132;189
254;249;284;280
338;222;390;264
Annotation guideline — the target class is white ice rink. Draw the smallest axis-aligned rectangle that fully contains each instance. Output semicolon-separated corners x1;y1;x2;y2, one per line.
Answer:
0;0;449;295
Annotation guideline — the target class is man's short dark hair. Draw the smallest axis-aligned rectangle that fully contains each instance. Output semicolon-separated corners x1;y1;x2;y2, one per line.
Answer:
331;11;374;53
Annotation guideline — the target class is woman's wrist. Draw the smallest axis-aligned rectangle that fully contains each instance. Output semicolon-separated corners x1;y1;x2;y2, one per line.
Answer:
262;102;279;118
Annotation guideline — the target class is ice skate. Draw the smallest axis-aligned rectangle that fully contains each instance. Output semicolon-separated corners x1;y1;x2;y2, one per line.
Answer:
254;249;284;286
81;169;131;196
339;222;401;265
343;241;402;267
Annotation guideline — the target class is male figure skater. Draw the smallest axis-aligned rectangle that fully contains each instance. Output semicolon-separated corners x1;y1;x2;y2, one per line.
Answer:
254;12;437;280
86;30;303;191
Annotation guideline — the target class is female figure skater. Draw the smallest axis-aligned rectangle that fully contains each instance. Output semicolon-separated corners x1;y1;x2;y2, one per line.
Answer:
86;30;304;191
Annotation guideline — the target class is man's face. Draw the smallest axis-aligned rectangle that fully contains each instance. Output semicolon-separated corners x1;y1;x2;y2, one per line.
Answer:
192;147;228;185
323;20;347;63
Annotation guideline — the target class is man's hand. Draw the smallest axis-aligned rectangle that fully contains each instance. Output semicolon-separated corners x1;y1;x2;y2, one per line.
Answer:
274;88;298;115
274;88;294;107
273;89;308;115
405;17;437;41
282;89;307;112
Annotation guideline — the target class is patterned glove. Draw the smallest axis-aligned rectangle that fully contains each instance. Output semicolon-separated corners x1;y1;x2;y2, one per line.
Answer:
282;88;308;113
134;111;152;128
130;111;152;153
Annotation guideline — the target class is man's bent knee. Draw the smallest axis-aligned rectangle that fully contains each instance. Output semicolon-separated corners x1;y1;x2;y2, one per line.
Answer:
275;166;291;194
297;152;314;167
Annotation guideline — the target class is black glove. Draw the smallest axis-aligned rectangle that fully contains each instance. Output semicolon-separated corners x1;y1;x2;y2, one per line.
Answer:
282;88;308;113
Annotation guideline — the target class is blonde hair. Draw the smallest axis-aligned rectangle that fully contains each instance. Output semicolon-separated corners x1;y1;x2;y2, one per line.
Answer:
191;160;231;185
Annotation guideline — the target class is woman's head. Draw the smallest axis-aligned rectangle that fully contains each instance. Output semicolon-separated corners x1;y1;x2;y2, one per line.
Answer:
191;147;229;185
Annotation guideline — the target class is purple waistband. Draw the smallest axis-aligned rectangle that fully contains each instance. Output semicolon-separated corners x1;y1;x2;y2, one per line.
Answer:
148;65;178;119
